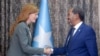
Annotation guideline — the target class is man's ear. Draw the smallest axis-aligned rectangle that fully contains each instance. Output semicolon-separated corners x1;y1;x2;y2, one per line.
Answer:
75;14;80;19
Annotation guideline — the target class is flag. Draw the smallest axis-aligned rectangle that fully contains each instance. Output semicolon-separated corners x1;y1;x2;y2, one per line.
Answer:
32;0;53;56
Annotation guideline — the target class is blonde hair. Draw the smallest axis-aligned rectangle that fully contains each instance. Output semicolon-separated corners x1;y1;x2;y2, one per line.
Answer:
9;3;38;37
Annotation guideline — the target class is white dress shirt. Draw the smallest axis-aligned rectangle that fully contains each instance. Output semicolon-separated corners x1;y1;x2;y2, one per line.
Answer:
73;21;83;36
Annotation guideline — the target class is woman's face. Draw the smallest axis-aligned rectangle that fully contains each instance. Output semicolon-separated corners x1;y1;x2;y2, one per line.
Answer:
28;13;38;23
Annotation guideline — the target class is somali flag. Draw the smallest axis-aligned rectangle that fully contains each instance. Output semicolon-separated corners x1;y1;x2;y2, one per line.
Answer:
32;0;53;56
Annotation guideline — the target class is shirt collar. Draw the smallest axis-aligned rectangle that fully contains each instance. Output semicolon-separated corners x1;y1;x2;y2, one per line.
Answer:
74;21;83;30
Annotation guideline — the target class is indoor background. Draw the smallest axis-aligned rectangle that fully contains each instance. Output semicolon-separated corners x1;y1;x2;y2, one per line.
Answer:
0;0;99;56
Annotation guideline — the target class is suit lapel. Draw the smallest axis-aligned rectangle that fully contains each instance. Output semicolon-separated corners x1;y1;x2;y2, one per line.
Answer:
70;23;85;43
73;28;81;39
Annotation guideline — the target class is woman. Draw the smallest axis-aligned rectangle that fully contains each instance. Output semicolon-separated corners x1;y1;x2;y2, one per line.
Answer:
7;3;51;56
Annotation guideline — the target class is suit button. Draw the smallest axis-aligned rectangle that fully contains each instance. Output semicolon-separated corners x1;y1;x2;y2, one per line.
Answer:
67;53;68;55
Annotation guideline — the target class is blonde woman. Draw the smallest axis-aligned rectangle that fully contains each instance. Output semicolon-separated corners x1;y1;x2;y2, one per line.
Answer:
7;3;51;56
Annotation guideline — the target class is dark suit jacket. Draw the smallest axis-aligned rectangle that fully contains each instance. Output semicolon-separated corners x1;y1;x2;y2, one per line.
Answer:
7;22;44;56
52;23;98;56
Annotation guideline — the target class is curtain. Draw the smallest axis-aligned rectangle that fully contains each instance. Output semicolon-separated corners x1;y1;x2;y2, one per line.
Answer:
0;0;99;56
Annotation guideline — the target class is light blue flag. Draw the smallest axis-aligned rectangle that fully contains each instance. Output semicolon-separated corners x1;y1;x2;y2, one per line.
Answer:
32;0;53;56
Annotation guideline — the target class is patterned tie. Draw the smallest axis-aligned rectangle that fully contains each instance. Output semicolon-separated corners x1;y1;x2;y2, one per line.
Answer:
66;28;75;46
70;28;75;38
66;28;75;54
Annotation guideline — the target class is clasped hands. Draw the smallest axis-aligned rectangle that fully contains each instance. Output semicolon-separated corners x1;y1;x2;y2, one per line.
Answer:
44;47;53;55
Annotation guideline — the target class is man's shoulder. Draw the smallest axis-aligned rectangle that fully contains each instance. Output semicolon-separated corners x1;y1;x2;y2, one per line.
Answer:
83;23;95;32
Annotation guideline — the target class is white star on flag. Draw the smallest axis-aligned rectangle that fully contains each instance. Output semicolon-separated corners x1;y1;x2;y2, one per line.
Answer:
34;25;52;48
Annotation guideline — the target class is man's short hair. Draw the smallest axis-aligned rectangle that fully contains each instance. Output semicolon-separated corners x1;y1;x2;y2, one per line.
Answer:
72;6;85;21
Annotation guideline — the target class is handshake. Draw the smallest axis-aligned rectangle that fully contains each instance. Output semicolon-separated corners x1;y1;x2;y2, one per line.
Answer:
44;47;53;55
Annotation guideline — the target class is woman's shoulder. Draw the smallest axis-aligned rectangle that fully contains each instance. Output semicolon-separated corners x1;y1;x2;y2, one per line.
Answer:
16;22;28;30
18;22;26;26
18;22;27;27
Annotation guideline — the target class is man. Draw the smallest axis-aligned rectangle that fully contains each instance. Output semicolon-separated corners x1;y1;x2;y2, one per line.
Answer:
51;7;98;56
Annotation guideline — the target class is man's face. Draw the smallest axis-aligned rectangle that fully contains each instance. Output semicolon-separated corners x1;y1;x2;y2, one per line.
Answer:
67;9;77;26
